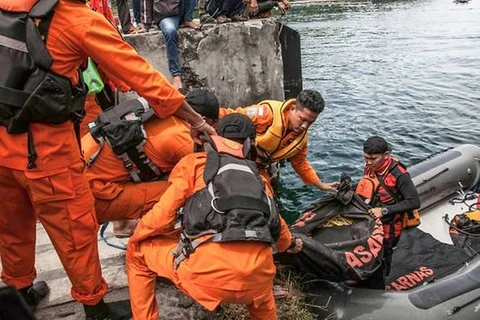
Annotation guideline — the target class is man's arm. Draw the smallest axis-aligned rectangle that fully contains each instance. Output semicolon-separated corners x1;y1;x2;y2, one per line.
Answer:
385;173;421;214
290;145;337;192
78;15;215;138
129;155;205;243
369;172;421;219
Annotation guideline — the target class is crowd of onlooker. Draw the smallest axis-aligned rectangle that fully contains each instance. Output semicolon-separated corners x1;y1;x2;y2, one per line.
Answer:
89;0;291;90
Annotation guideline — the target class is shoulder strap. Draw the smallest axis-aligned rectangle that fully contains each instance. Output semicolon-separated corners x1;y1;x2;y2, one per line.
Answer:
376;175;400;203
29;0;59;18
26;0;59;70
203;144;220;184
375;161;401;203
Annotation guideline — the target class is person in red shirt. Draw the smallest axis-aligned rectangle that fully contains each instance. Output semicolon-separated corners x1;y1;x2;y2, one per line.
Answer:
126;114;303;320
0;1;214;318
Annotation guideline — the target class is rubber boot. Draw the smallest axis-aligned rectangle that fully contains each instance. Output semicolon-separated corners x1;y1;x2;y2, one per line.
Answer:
84;299;132;320
19;281;49;310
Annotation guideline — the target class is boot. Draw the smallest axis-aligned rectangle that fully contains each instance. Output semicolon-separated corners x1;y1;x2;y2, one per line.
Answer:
84;299;132;320
19;281;49;310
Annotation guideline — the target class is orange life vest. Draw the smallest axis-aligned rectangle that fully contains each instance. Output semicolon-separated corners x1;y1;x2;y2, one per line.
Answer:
355;160;420;229
255;99;308;165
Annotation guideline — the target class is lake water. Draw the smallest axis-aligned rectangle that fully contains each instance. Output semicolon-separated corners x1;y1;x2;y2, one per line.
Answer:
276;0;480;222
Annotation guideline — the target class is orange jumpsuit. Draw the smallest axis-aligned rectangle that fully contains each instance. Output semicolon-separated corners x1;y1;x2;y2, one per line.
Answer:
219;102;321;193
0;0;183;305
81;95;103;138
126;153;293;320
82;116;194;223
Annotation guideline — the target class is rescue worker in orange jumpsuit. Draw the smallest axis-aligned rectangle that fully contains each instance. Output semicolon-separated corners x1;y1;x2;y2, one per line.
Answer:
0;1;215;319
126;114;303;320
80;0;118;138
82;89;220;237
219;89;338;195
356;136;420;289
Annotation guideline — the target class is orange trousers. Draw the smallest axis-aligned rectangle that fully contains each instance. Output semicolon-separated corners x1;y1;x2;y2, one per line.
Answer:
126;238;277;320
94;180;169;224
0;162;108;305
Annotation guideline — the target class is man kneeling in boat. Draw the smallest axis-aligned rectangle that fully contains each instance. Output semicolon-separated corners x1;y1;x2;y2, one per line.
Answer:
355;136;421;289
219;89;338;195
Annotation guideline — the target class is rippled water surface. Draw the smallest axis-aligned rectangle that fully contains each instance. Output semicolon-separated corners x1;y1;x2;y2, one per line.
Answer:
276;0;480;222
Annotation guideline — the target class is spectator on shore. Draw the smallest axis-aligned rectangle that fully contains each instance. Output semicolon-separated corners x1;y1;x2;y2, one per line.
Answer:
205;0;253;23
0;0;215;318
138;0;154;32
219;89;338;195
126;114;302;319
116;0;144;34
132;0;141;27
249;0;291;19
82;89;220;238
155;0;201;89
88;0;115;23
198;0;216;24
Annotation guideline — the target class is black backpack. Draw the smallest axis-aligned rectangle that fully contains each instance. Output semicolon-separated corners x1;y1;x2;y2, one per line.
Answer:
87;97;167;182
173;135;281;268
0;0;87;168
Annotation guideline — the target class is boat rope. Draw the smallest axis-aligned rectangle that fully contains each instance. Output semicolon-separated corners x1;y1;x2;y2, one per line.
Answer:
442;214;480;238
448;294;480;315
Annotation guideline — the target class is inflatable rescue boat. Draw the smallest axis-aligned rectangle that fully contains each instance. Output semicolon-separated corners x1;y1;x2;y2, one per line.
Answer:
284;144;480;320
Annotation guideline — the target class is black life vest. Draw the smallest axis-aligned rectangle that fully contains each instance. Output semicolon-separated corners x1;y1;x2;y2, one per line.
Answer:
0;0;87;134
173;135;281;268
355;160;421;228
87;97;166;183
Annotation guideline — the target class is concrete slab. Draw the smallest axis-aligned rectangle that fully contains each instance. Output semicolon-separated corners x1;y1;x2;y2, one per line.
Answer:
0;223;213;319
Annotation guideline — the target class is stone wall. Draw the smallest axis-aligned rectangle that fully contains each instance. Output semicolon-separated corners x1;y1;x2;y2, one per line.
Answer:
124;19;285;108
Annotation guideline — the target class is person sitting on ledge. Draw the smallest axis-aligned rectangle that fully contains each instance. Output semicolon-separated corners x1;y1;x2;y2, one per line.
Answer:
249;0;291;19
155;0;200;89
205;0;253;23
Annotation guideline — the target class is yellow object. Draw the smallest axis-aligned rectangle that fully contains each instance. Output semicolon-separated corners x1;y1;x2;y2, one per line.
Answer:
403;209;421;229
255;99;308;163
466;210;480;222
319;215;354;228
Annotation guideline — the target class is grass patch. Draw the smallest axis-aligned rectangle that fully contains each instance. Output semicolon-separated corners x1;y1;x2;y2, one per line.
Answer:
215;265;315;320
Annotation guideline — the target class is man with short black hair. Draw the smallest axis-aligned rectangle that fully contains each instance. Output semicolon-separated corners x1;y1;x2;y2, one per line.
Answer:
355;136;421;289
126;114;302;320
219;89;338;195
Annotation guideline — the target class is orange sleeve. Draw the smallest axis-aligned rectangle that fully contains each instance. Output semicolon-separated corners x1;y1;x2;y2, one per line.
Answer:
129;154;206;243
276;216;293;252
143;119;193;172
289;143;321;186
49;4;184;119
97;66;131;92
219;104;273;134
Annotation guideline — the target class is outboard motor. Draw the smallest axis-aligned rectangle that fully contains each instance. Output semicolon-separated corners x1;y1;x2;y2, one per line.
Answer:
410;144;480;211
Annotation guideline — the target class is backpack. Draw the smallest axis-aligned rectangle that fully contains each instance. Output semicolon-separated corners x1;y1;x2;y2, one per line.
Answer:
173;135;281;268
0;0;87;168
87;97;166;182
